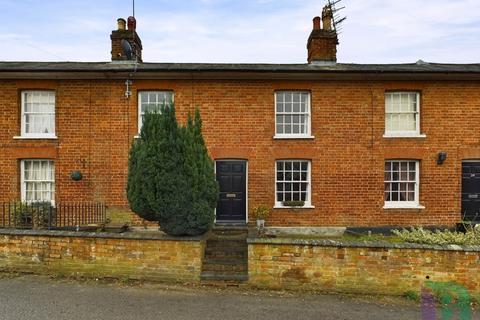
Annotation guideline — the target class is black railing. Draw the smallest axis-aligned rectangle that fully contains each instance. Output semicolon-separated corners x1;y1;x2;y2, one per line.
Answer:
0;202;106;230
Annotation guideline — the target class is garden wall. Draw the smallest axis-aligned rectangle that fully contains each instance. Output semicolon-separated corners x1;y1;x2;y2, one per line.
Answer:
0;229;205;282
248;238;480;295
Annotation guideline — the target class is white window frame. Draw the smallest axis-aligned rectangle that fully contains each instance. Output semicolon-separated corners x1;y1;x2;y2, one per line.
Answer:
20;159;55;205
137;91;174;133
274;160;314;209
274;91;314;139
383;92;425;138
19;90;56;139
383;160;424;209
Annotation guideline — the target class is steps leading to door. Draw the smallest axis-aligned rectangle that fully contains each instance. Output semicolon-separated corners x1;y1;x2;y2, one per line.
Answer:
201;225;248;285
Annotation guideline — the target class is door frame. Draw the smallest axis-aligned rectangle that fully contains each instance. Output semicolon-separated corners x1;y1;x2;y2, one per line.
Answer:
214;159;248;223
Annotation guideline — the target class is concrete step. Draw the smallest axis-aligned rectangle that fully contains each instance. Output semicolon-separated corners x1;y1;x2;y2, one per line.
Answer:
200;271;248;282
205;245;247;253
206;239;247;248
202;264;247;273
201;227;249;284
203;258;247;266
204;254;247;262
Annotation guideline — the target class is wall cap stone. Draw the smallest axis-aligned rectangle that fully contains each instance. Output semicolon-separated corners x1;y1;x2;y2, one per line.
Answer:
247;236;480;252
0;228;206;242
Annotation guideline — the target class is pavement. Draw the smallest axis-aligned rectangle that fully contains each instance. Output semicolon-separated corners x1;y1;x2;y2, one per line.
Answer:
0;275;429;320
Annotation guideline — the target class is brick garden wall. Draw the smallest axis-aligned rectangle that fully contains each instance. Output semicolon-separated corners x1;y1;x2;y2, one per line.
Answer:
0;229;205;282
248;238;480;295
1;79;480;227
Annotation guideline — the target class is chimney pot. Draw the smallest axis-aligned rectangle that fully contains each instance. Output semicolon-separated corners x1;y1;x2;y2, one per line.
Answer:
117;18;126;31
307;8;338;64
322;6;333;31
111;16;143;62
313;16;321;30
127;16;136;31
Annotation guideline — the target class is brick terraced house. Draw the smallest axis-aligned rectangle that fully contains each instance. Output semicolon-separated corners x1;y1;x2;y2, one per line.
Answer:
1;11;480;229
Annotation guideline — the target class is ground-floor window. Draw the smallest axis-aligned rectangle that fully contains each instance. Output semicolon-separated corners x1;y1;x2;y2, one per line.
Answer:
384;160;419;207
21;159;55;203
275;160;311;207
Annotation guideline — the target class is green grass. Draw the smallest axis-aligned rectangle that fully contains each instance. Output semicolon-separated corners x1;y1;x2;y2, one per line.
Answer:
268;233;404;243
341;233;404;243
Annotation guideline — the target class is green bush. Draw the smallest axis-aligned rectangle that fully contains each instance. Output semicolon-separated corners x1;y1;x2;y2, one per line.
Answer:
392;227;480;246
126;104;218;236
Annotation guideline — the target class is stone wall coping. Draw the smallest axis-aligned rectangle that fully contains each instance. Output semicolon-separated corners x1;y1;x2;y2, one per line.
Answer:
247;236;480;252
0;228;206;242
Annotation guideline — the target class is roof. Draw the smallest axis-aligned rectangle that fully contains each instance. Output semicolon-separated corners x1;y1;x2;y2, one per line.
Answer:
0;61;479;80
1;61;479;73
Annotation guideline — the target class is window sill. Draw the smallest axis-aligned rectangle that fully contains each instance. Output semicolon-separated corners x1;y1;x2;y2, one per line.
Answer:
383;204;425;210
13;135;58;140
383;134;426;139
273;135;315;140
274;205;315;209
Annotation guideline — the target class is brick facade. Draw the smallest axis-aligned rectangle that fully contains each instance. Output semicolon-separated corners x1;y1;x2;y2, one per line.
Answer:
1;77;479;227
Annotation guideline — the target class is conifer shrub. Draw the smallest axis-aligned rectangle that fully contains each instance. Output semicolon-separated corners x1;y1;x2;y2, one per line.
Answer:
126;104;218;236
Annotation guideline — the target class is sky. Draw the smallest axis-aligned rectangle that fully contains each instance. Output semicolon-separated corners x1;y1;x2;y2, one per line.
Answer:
0;0;479;64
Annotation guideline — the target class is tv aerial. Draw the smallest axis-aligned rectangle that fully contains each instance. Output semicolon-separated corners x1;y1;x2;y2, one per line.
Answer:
122;0;138;100
326;0;347;35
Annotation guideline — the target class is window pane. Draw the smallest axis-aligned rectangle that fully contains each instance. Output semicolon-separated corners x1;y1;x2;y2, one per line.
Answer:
301;172;307;181
385;92;419;133
277;172;283;181
23;91;55;135
293;171;300;180
277;192;283;202
276;102;284;113
285;162;292;170
22;160;55;203
285;171;292;181
385;160;418;203
301;162;308;171
275;91;310;136
277;162;283;171
276;160;310;206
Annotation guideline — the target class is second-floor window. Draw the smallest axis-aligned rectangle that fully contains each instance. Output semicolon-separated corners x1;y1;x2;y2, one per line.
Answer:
385;92;420;137
275;91;311;138
21;91;56;138
138;91;173;132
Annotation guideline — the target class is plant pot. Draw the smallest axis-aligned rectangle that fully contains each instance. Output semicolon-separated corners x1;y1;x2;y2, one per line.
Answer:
256;219;265;229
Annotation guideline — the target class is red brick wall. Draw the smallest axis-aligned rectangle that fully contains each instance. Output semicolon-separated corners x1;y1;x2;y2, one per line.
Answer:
249;239;480;294
0;229;204;282
1;78;479;227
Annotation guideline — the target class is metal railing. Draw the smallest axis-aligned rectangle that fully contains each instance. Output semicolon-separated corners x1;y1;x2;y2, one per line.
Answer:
0;202;106;230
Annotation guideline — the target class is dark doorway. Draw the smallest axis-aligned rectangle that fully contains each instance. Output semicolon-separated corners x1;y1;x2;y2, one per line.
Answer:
216;160;247;222
461;162;480;221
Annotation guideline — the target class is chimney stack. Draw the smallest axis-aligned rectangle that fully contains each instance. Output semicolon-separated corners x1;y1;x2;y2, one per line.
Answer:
307;5;338;64
110;16;143;62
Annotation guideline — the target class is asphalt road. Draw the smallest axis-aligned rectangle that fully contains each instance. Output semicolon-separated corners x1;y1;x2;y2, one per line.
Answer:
0;275;425;320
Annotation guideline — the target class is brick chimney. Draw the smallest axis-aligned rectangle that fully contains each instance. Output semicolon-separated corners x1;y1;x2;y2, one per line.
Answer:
307;5;338;64
110;16;143;62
